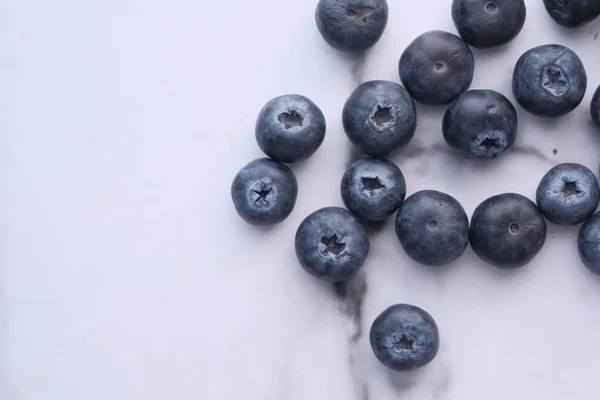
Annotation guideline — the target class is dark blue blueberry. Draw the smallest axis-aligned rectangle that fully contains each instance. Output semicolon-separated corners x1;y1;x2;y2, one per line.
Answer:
369;304;440;371
536;163;600;226
513;44;587;117
231;158;298;226
395;190;469;266
578;212;600;274
543;0;600;27
342;81;417;156
295;207;370;282
315;0;388;52
399;30;474;105
255;94;326;163
591;85;600;129
452;0;526;49
341;157;406;222
442;89;518;159
470;193;547;268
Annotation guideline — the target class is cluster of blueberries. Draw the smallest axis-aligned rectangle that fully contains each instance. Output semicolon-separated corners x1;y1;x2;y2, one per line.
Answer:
231;0;600;372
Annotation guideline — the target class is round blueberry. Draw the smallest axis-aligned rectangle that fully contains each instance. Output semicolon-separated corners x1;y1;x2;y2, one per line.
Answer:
442;89;518;159
591;85;600;129
536;163;600;226
295;207;370;282
543;0;600;27
451;0;526;49
512;44;587;117
231;158;298;226
399;30;474;106
395;190;469;266
341;157;406;222
315;0;388;52
255;94;326;163
342;81;417;156
470;193;547;269
369;304;440;371
578;212;600;274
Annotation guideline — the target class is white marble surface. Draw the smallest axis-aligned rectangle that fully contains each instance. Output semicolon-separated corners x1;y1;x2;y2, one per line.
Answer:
3;0;600;399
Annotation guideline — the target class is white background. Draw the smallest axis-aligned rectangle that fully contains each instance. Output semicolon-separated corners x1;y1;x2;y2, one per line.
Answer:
2;0;600;399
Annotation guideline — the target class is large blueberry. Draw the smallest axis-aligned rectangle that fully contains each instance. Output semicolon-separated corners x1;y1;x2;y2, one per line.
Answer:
295;207;370;282
399;30;474;105
470;193;547;268
341;157;406;222
543;0;600;27
315;0;388;52
255;94;326;163
452;0;526;49
370;304;440;371
592;85;600;129
231;158;298;226
442;90;518;159
578;212;600;274
513;44;587;117
536;163;600;226
395;190;469;266
342;81;417;156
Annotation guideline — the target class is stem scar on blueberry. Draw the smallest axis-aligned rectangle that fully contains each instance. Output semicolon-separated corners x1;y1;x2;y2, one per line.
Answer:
346;7;374;23
563;181;581;196
252;187;272;203
373;105;392;125
434;62;446;72
277;110;303;129
485;2;497;13
362;176;385;191
320;234;346;255
395;335;413;350
428;220;439;230
510;223;520;234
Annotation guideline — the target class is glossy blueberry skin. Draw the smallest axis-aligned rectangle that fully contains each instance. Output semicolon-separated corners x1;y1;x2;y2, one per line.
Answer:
231;158;298;226
341;157;406;222
470;193;547;269
443;90;518;159
543;0;600;27
536;163;600;226
295;207;370;282
342;81;417;156
592;85;600;129
255;94;326;163
578;212;600;274
395;190;469;266
370;304;440;371
513;44;587;117
315;0;388;52
452;0;526;49
399;30;474;105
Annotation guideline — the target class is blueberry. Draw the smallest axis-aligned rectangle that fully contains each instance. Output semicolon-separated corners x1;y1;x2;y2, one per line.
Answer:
512;44;587;117
578;212;600;274
399;30;474;105
536;163;600;226
342;81;417;156
592;85;600;129
395;190;469;266
231;158;298;226
369;304;440;371
543;0;600;27
451;0;526;49
341;157;406;222
295;207;370;281
255;94;326;163
442;89;518;159
470;193;547;268
315;0;388;52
